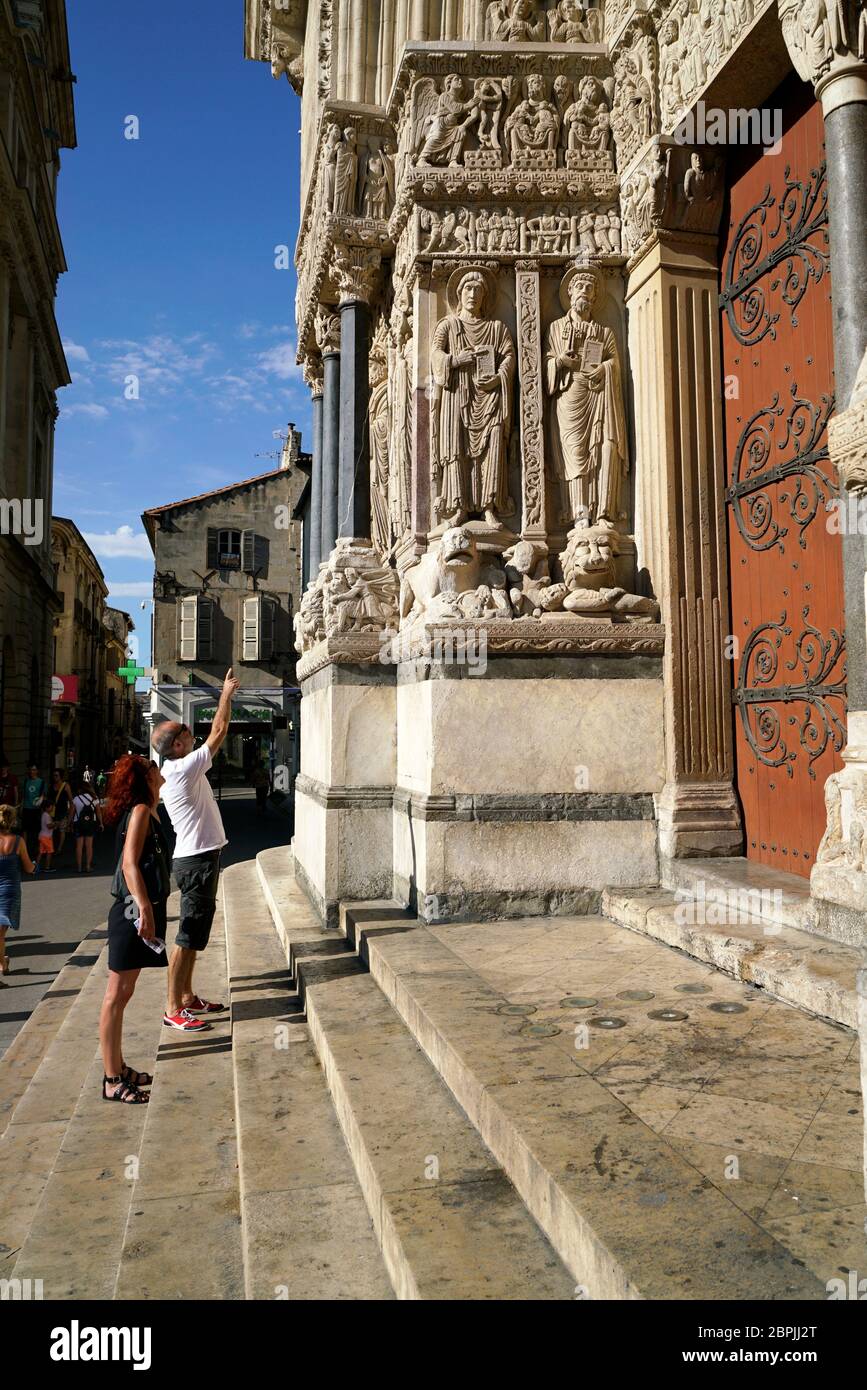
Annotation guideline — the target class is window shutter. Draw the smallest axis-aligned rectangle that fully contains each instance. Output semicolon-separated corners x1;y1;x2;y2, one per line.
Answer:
242;595;260;662
255;534;269;578
179;596;198;661
198;598;214;661
206;529;219;570
261;598;276;661
241;529;256;573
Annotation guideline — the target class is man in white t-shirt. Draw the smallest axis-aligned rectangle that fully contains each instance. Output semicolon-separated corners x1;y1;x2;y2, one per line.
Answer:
151;668;240;1032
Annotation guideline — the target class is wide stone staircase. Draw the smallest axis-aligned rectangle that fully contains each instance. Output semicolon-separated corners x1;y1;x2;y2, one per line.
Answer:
0;848;863;1299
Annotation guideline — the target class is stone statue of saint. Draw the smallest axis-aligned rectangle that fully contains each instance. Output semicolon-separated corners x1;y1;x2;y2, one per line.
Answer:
431;270;516;528
544;264;628;529
332;127;358;215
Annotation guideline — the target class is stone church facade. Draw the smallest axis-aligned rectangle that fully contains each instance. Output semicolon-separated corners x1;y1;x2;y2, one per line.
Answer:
244;0;867;986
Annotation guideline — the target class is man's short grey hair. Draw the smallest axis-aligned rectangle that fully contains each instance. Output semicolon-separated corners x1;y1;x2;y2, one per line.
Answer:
151;720;183;759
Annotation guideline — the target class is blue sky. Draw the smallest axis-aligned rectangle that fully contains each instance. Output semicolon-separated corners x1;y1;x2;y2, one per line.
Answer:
55;2;307;667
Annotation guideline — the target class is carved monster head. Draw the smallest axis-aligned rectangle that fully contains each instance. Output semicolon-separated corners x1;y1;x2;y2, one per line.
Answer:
437;526;481;594
562;525;618;591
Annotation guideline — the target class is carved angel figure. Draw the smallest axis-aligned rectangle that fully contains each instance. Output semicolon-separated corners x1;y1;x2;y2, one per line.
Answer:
504;75;560;164
548;0;604;43
415;75;479;168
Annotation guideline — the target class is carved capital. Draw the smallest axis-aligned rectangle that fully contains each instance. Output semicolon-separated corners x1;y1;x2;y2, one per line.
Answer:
302;354;324;398
331;245;382;305
621;139;725;259
779;0;867;108
314;306;341;356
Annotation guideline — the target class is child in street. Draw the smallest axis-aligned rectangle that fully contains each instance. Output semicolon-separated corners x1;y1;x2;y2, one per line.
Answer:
35;801;56;874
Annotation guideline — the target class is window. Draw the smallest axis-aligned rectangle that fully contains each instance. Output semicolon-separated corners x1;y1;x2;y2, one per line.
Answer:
241;595;275;663
178;595;214;662
217;529;242;568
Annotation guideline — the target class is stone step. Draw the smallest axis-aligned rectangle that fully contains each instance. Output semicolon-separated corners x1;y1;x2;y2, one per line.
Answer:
223;862;393;1300
358;920;834;1301
257;853;576;1299
660;857;816;934
601;886;859;1029
0;925;109;1139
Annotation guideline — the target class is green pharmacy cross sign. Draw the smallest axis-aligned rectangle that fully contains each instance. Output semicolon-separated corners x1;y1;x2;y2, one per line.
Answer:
118;661;145;686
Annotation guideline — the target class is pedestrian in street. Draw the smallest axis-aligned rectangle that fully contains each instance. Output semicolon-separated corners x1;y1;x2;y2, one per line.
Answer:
82;764;94;787
99;754;170;1105
35;801;56;873
0;803;35;974
252;762;270;816
72;778;102;872
150;668;239;1033
51;768;73;858
21;766;46;857
0;761;19;817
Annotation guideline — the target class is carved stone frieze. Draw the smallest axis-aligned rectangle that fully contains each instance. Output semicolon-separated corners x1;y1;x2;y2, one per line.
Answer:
779;0;867;91
610;19;658;170
654;0;775;133
620;138;725;256
515;265;547;536
294;541;400;656
417;202;622;259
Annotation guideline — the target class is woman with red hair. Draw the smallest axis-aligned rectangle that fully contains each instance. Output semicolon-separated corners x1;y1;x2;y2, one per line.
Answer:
99;755;170;1104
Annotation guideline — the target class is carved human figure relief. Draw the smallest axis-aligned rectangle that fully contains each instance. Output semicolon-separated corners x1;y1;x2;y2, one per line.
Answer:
504;74;561;167
321;123;342;214
430;269;516;528
360;143;395;220
544;264;628;530
563;75;614;164
489;0;547;42
332;127;359;215
548;0;605;43
415;74;480;168
369;328;391;559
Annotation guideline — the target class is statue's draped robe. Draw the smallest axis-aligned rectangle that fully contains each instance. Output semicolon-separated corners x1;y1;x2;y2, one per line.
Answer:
431;313;515;516
544;313;627;523
370;378;390;556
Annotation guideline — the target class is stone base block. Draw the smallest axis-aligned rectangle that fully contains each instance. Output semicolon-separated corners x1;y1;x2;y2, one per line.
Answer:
656;780;744;860
293;783;394;928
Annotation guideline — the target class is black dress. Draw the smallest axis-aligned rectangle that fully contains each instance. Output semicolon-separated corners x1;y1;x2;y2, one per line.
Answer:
107;811;170;973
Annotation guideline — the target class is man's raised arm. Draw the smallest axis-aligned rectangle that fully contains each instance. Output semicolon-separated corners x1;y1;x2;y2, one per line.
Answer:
206;669;241;756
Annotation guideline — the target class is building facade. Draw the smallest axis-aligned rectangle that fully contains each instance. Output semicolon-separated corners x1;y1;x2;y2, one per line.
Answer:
0;0;75;772
143;434;308;778
246;0;867;947
103;604;140;762
49;516;109;772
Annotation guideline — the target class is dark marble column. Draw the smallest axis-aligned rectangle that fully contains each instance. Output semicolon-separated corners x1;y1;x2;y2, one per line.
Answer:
309;386;324;576
825;99;867;707
320;349;340;560
337;298;371;541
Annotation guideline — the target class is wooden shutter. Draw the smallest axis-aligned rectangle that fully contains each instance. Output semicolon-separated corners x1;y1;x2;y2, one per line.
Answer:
242;595;260;662
261;597;276;661
197;598;214;661
241;529;256;573
206;528;219;570
179;596;197;661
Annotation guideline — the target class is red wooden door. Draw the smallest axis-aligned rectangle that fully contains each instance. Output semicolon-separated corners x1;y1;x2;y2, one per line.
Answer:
719;80;846;878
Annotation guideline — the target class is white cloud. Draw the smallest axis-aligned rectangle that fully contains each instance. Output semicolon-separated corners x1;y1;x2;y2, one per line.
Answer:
63;402;109;420
257;341;298;379
106;581;153;598
99;334;219;394
63;340;90;363
83;525;151;560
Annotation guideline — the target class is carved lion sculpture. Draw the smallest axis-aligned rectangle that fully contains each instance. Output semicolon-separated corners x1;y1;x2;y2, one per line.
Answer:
400;525;512;625
560;525;659;620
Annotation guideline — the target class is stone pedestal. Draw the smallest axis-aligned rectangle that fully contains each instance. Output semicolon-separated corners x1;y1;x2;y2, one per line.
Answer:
391;629;665;921
293;634;396;926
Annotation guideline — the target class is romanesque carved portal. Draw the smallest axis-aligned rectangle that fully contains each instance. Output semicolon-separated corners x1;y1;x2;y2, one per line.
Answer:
721;86;847;878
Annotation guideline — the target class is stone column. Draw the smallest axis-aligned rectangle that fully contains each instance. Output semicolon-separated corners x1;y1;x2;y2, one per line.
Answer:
315;308;341;561
331;244;381;542
303;356;324;576
515;259;547;551
411;266;435;547
626;229;742;860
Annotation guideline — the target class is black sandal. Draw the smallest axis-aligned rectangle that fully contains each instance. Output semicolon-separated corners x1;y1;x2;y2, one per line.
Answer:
121;1063;153;1088
102;1074;149;1104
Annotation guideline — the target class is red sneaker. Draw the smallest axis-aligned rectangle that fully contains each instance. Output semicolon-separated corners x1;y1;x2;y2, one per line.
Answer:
163;1009;211;1032
184;996;226;1015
